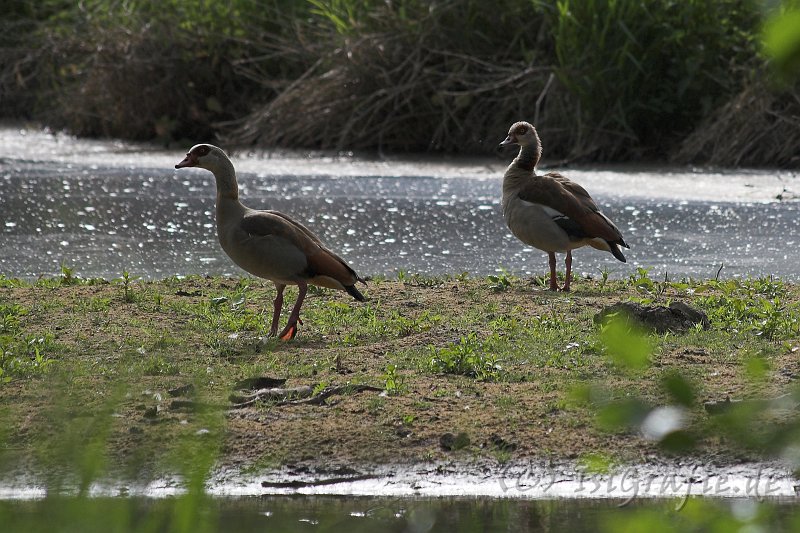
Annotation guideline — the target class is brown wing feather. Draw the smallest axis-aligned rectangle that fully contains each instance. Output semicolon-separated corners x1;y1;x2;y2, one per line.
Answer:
518;172;627;245
240;210;364;285
264;210;324;246
306;250;359;285
240;211;316;252
261;210;362;277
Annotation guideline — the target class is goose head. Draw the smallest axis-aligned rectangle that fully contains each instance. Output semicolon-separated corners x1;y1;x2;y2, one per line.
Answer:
499;121;540;148
175;143;238;198
175;144;231;174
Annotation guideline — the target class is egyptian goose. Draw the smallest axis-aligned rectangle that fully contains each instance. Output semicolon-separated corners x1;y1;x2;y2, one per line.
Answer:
175;144;365;340
499;121;629;291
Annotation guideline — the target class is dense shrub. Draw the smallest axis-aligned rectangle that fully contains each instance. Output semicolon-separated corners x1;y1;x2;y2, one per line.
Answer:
229;1;573;154
0;0;797;165
1;1;265;142
540;0;762;160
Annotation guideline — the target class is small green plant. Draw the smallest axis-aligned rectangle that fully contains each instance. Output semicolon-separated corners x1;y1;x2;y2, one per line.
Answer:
382;363;407;396
487;268;512;292
627;267;655;295
0;304;25;334
598;268;610;290
0;333;56;378
427;333;503;381
112;270;141;303
312;381;329;396
59;263;80;286
140;355;179;376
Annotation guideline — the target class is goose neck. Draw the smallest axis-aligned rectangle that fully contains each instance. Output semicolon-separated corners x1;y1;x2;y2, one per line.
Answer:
212;158;239;200
514;143;541;172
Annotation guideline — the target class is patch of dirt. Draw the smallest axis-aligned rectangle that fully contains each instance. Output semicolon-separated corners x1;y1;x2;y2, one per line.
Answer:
1;277;797;479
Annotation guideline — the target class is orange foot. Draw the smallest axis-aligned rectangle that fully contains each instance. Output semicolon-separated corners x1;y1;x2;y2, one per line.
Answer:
278;319;303;341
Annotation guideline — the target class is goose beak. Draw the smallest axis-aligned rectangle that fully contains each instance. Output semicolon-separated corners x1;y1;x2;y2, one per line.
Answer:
499;135;515;147
175;153;197;169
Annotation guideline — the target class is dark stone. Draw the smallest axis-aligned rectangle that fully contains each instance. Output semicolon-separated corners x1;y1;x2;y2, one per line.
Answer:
168;383;194;397
439;433;455;450
488;434;518;452
594;301;710;334
440;432;470;451
704;397;736;415
233;376;288;391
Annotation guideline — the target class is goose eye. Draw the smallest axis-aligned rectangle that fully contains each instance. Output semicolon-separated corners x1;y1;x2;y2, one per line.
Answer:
196;146;210;156
515;126;527;136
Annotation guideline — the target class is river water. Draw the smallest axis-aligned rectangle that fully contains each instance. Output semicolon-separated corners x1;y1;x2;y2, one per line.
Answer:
3;125;800;527
1;125;799;281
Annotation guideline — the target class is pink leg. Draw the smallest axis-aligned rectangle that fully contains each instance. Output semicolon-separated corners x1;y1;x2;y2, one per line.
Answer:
269;284;285;337
548;252;559;291
278;282;308;341
563;250;573;292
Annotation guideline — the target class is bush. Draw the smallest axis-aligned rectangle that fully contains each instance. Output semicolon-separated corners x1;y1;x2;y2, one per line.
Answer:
1;0;264;142
540;0;761;160
1;0;797;166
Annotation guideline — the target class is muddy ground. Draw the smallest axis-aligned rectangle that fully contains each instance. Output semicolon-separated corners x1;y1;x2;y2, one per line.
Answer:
1;275;799;484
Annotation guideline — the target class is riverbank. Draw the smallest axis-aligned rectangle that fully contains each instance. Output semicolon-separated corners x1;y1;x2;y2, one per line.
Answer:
2;273;799;488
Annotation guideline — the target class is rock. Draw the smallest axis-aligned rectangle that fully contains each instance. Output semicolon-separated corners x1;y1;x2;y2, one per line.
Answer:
704;393;797;415
233;376;288;391
488;434;517;452
168;384;194;397
439;432;470;451
703;397;736;415
594;301;710;334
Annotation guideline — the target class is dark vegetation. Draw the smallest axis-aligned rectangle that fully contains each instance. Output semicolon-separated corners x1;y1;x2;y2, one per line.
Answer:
1;0;799;165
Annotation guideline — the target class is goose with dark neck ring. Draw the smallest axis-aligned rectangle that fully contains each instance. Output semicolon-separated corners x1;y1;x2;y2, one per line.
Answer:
500;121;629;291
176;144;365;340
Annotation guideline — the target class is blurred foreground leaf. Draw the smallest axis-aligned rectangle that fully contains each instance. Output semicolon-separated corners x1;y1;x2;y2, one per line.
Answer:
599;314;652;371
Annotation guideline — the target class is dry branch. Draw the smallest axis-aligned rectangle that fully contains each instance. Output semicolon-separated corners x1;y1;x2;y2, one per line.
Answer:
230;384;383;409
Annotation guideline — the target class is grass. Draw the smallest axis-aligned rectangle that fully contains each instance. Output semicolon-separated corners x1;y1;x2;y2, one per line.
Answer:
1;271;800;487
426;332;504;380
3;269;800;533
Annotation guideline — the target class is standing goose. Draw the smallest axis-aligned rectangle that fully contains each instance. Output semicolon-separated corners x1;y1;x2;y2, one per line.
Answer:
500;121;629;291
176;144;365;340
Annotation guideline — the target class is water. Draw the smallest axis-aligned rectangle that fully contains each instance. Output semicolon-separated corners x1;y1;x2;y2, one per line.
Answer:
3;126;800;528
1;126;799;281
3;494;798;532
0;495;703;532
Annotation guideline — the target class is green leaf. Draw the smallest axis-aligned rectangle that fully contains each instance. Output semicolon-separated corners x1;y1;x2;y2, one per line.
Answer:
763;9;800;80
597;398;649;431
661;372;695;407
600;315;652;370
744;356;769;382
